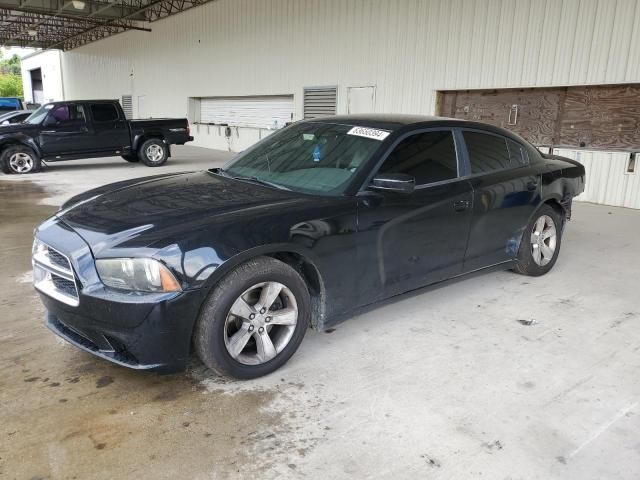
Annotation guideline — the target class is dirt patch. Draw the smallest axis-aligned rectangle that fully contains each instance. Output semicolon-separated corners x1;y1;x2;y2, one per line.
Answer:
0;180;318;480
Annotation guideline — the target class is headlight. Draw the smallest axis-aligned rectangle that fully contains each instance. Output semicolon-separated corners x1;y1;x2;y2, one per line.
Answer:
96;258;181;292
33;238;46;255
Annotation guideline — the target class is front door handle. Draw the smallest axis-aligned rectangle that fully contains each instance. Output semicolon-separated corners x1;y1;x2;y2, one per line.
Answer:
453;200;470;212
527;180;539;191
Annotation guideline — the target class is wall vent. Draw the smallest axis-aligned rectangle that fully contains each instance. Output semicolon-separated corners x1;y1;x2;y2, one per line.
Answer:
303;87;337;119
121;95;133;119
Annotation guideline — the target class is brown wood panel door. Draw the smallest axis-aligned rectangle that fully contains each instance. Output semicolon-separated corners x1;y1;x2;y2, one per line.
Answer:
439;88;564;146
438;84;640;151
558;85;640;150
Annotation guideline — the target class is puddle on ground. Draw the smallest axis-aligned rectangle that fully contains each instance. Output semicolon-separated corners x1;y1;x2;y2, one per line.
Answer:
0;179;327;480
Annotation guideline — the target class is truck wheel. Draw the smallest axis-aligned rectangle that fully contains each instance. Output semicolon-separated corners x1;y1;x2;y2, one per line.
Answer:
194;256;310;379
513;204;564;276
121;154;139;163
1;145;41;174
138;139;168;167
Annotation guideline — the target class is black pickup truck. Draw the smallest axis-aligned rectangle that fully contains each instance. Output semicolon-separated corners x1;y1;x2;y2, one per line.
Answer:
0;99;193;174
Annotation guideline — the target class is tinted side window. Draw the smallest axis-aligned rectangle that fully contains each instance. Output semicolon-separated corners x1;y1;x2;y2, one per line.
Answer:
91;104;119;122
47;105;86;127
11;113;30;123
463;131;511;174
379;130;458;185
507;139;528;166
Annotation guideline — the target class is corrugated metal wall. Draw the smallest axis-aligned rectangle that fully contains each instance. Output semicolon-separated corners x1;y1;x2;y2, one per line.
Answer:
61;0;640;207
21;50;64;103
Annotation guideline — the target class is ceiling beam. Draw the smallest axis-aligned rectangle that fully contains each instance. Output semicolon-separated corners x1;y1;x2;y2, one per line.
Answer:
0;0;214;50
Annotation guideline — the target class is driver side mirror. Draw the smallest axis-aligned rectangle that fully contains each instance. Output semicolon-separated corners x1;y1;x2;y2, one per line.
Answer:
369;173;415;194
1;120;8;126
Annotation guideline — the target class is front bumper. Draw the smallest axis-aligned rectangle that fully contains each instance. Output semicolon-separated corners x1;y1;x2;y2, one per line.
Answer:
34;216;205;373
41;288;204;372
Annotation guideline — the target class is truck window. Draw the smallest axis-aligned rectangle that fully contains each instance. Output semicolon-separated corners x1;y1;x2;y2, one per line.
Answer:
91;104;119;122
47;105;86;127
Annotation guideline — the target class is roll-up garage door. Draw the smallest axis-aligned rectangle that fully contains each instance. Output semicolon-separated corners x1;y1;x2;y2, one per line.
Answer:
303;87;337;119
200;96;293;129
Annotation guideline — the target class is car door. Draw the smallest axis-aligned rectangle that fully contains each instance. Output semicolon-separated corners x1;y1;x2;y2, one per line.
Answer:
38;103;91;157
356;128;474;303
87;102;131;154
459;129;540;271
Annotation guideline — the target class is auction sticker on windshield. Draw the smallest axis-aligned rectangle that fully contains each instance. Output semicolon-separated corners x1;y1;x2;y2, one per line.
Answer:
346;126;390;141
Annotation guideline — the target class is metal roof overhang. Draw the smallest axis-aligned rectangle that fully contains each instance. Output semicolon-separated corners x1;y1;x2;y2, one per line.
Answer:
0;0;213;50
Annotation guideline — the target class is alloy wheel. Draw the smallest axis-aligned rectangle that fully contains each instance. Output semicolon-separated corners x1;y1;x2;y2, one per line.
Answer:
223;281;298;365
9;152;34;173
145;144;164;162
530;214;557;266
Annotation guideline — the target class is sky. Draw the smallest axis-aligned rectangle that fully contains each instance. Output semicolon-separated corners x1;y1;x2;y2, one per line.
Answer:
1;46;39;58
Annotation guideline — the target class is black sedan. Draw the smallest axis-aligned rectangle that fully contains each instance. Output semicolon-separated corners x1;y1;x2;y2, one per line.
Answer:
0;109;31;126
33;115;585;378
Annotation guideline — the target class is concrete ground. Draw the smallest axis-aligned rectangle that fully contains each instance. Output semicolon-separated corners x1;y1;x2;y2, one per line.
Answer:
1;145;639;479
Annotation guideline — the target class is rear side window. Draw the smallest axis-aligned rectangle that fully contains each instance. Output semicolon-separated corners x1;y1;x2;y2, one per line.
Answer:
463;131;511;174
507;139;528;166
91;104;119;122
379;130;458;185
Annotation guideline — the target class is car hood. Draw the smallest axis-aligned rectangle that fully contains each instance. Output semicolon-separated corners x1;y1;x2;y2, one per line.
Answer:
58;171;316;255
0;123;38;134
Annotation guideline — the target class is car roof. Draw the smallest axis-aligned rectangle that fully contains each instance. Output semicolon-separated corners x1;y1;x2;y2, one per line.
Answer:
305;114;444;130
47;99;117;106
0;109;30;119
303;114;528;141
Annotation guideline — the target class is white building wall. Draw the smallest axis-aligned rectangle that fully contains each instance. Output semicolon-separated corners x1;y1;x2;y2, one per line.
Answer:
20;50;64;104
60;0;640;207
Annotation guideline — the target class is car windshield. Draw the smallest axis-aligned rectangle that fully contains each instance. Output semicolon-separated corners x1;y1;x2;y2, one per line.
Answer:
222;122;385;195
24;104;54;125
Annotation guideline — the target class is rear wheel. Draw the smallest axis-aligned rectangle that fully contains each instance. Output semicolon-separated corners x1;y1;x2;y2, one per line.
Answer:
513;204;563;276
194;256;310;379
1;145;41;174
121;153;139;163
138;138;168;167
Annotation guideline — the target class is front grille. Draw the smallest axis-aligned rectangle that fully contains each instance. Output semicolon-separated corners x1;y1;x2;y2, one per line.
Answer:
33;240;79;307
47;247;71;270
51;275;78;297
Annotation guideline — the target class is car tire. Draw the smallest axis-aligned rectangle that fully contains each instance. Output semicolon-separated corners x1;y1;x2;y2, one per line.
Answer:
138;138;168;167
121;153;139;163
1;145;41;174
513;204;564;276
194;256;311;379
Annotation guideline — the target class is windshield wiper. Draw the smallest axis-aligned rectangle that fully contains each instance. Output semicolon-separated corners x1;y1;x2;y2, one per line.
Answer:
232;175;291;191
210;168;290;191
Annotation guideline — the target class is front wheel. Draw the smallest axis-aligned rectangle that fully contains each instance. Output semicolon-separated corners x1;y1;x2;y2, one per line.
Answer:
138;138;168;167
513;204;563;276
194;257;310;379
1;145;41;174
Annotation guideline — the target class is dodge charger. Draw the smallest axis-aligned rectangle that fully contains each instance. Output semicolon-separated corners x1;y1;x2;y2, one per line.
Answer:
33;115;585;379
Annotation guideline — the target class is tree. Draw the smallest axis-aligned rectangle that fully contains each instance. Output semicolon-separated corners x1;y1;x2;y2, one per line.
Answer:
0;53;22;76
0;51;23;97
0;74;23;97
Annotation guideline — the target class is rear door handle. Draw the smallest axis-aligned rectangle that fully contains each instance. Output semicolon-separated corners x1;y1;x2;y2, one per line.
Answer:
453;200;470;212
527;180;538;191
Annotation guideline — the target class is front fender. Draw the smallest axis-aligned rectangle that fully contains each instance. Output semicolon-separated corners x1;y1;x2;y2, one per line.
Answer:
0;134;41;157
200;242;322;292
